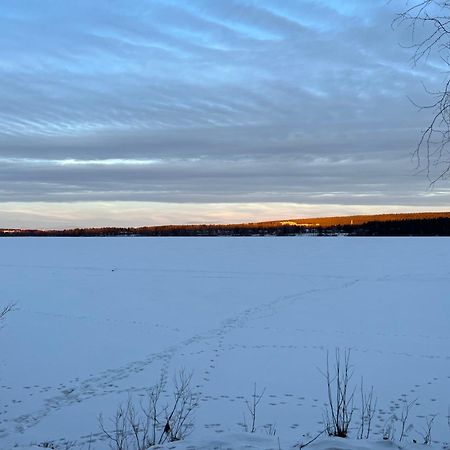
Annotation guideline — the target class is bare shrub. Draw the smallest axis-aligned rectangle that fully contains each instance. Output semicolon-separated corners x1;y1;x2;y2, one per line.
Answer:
382;415;397;441
399;397;416;442
99;370;198;449
380;398;415;443
418;415;436;445
242;383;265;433
357;380;377;440
263;423;277;436
321;349;355;438
162;371;198;442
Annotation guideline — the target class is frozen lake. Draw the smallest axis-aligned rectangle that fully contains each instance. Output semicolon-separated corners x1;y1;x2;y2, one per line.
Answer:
0;237;449;449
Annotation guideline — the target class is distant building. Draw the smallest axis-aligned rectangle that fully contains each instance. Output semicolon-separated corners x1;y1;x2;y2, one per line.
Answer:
280;221;320;227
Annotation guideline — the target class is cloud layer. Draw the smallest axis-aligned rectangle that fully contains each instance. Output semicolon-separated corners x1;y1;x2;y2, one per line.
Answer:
1;0;448;227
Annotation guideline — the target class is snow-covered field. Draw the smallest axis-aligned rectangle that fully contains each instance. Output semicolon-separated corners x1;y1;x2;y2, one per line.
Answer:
0;237;449;450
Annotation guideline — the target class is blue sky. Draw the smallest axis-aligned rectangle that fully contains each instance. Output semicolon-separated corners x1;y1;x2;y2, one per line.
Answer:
1;0;449;228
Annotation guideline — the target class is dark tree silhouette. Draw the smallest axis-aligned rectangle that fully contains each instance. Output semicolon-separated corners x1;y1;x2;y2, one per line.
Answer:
394;1;450;182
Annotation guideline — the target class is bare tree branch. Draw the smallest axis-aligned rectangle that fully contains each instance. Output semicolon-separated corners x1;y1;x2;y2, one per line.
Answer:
394;0;450;182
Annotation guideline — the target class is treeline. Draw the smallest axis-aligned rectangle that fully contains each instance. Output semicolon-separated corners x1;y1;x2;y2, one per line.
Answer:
0;223;306;237
1;217;450;236
343;217;450;236
279;211;450;227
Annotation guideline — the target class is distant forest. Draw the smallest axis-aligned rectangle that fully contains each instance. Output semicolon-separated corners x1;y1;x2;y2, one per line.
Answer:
1;212;450;237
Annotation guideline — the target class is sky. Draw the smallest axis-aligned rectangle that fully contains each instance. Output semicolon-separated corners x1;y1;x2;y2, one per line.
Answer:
1;0;450;228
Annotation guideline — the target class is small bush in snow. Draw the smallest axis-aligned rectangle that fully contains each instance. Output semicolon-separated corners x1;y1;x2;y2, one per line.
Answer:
321;349;355;438
99;370;198;450
357;380;376;440
242;383;266;433
418;415;436;445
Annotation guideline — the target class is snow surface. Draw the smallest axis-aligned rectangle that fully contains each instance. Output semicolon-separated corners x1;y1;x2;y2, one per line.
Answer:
0;237;449;450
